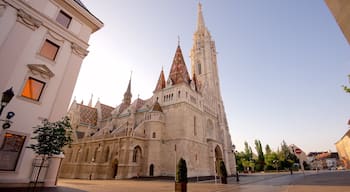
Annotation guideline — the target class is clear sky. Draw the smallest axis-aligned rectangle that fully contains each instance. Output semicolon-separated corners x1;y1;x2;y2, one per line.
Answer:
72;0;350;154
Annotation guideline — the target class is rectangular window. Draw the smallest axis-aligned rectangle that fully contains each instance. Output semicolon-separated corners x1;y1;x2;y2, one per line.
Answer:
39;40;59;60
0;133;26;171
198;63;202;75
56;10;72;28
21;77;46;101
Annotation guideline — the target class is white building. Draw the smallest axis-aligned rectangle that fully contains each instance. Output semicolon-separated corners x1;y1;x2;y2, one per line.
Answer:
0;0;102;184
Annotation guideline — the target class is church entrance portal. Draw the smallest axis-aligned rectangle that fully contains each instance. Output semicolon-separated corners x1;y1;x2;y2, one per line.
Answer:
113;159;118;178
149;164;154;176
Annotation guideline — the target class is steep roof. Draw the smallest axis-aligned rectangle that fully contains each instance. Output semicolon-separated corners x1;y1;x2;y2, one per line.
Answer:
151;101;163;112
168;45;191;85
78;104;97;126
100;103;114;120
154;69;166;92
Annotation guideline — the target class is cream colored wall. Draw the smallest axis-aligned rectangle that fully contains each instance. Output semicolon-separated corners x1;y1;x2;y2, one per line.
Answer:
0;0;102;184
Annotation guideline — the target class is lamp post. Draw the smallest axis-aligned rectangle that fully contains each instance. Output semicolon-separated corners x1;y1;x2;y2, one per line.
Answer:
234;150;239;182
0;87;15;130
0;87;14;116
232;145;239;182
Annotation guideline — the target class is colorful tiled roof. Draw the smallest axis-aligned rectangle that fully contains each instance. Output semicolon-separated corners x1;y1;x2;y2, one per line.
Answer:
154;69;166;92
151;101;163;112
100;103;114;120
78;104;97;126
168;45;191;85
132;98;145;110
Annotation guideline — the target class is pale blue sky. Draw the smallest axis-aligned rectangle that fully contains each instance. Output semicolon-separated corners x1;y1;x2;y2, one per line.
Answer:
73;0;350;153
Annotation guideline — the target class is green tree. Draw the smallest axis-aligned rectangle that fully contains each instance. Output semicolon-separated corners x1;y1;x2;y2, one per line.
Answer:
254;140;265;171
27;116;73;188
343;74;350;93
278;141;297;173
265;144;272;155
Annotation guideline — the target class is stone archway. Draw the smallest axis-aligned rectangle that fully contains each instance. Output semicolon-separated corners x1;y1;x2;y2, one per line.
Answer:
113;159;118;179
214;145;223;173
149;164;154;176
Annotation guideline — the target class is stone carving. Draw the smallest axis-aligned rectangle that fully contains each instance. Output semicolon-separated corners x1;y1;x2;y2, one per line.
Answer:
17;9;42;30
0;3;6;17
71;43;89;58
27;64;55;79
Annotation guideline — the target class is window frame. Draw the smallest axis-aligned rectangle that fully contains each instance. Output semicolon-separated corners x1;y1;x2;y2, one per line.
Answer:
56;10;72;28
0;131;28;172
39;39;60;61
21;77;46;101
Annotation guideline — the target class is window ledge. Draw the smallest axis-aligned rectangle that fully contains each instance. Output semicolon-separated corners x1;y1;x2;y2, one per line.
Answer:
16;95;42;105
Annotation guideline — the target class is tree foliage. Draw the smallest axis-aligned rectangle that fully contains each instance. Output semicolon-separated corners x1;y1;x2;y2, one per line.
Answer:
28;116;73;156
254;140;265;171
235;140;299;172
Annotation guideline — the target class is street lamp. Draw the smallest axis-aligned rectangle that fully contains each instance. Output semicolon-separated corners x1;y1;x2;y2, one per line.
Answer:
0;87;14;116
232;145;239;182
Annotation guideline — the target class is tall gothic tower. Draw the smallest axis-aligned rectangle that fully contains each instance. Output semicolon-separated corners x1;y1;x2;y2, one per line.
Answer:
190;3;234;169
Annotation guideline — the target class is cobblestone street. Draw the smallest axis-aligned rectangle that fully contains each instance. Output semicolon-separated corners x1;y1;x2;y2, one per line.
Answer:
1;170;350;192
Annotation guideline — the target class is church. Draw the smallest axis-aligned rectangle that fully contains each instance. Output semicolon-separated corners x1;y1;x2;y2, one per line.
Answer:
59;3;236;179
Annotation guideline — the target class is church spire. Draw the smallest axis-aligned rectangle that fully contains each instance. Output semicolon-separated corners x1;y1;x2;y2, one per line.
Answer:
197;2;206;31
154;68;166;92
88;94;93;107
168;45;190;85
123;75;132;105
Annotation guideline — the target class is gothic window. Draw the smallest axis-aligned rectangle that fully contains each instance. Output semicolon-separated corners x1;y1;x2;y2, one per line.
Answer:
21;77;46;101
149;164;154;176
93;147;98;162
194;116;197;136
198;63;202;74
104;146;110;162
84;148;89;162
206;119;213;138
75;148;81;162
132;146;142;163
152;132;156;138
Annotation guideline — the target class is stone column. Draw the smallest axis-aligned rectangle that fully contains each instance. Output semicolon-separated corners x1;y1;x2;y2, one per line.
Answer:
44;153;65;187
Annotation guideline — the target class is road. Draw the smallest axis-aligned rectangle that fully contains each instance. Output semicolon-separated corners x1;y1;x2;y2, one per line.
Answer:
1;170;350;192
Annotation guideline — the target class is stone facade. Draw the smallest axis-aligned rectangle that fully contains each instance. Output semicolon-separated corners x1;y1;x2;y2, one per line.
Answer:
59;3;236;179
0;0;102;184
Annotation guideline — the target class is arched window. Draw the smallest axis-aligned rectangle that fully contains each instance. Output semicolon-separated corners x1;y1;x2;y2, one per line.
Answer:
194;116;197;136
132;146;142;163
93;147;98;162
84;148;90;162
75;147;81;162
206;119;214;138
149;164;154;176
152;132;156;138
104;146;110;162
